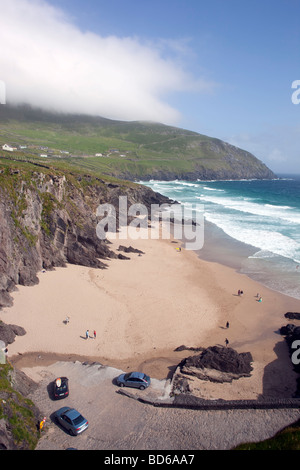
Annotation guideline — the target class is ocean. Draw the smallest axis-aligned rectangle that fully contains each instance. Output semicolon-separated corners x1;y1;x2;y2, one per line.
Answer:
141;175;300;300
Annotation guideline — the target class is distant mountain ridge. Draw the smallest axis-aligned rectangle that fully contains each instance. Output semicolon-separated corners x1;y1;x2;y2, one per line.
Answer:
0;104;276;181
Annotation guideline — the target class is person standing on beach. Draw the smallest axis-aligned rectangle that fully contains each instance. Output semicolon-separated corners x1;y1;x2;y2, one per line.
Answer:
94;330;96;339
225;338;229;347
226;321;229;329
86;330;89;340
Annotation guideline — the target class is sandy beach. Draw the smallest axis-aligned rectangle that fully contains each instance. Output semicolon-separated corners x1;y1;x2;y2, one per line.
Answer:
2;226;300;400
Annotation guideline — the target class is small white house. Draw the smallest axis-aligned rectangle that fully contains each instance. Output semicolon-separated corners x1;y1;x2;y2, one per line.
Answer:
2;144;14;152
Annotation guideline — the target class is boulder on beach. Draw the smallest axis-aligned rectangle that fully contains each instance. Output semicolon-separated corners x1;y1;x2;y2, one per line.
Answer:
285;312;300;320
174;345;253;386
117;245;144;255
280;324;296;336
0;322;26;346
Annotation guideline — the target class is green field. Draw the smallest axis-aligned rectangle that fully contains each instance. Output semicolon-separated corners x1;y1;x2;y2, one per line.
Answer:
0;104;275;180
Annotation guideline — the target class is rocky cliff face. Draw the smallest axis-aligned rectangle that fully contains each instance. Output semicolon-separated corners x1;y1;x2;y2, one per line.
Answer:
171;345;253;397
0;166;171;309
118;140;276;182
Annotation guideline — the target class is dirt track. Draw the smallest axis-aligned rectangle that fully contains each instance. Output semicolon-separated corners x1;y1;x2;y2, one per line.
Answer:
20;360;300;451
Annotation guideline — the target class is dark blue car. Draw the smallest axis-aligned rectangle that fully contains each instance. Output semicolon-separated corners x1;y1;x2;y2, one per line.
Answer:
53;377;69;400
117;371;151;390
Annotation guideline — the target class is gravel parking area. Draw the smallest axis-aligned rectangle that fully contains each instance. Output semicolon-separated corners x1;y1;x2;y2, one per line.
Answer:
20;360;300;451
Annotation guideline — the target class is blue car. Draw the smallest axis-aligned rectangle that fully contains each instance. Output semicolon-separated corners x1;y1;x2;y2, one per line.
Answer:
55;407;88;436
117;371;151;390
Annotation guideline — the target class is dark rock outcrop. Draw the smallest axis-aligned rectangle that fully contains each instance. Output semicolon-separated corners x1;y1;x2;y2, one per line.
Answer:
174;345;204;352
117;245;144;255
175;345;253;385
285;312;300;320
0;418;17;450
10;367;39;397
280;324;297;336
0;322;26;346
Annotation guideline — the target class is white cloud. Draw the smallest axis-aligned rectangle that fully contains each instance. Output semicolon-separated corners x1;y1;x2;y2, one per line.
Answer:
0;0;215;123
227;126;300;174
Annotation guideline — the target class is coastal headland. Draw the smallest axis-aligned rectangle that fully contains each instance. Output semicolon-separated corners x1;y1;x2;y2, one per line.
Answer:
3;227;300;401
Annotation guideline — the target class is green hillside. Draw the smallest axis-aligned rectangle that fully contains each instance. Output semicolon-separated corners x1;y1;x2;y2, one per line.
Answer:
0;104;276;181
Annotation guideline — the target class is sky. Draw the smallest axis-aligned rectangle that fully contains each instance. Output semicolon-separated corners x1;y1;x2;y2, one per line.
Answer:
1;0;300;174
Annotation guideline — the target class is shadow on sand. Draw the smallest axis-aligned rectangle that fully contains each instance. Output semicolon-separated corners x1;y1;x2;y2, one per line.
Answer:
259;339;298;399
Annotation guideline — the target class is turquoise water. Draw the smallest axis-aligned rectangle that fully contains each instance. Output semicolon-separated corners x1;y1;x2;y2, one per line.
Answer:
141;175;300;299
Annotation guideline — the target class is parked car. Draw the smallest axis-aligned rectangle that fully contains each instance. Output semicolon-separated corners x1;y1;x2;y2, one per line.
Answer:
55;407;89;436
116;371;151;390
53;377;69;400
